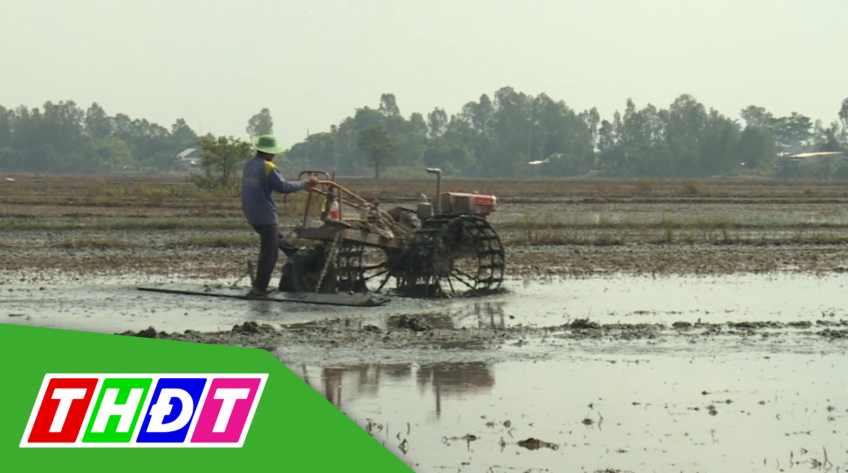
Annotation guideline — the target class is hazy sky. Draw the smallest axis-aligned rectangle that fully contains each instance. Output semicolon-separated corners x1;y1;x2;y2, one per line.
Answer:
2;0;846;145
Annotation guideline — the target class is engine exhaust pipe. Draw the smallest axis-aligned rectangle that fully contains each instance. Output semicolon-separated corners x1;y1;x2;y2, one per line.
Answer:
426;168;442;215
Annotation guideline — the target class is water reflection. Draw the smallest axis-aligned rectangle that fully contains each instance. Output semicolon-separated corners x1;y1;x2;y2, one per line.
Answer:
246;298;274;318
385;301;507;331
243;291;508;331
417;363;494;417
293;361;494;418
286;354;848;472
446;301;507;330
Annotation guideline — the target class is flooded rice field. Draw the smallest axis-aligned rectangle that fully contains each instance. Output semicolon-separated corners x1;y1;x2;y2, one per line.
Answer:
5;175;848;471
3;274;848;335
291;354;848;473
4;274;848;472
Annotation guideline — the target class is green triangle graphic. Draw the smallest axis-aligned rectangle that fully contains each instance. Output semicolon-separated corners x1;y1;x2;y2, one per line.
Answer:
0;323;413;472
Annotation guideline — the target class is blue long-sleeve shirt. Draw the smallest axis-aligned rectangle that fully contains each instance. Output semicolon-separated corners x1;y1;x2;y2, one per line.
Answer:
241;155;307;225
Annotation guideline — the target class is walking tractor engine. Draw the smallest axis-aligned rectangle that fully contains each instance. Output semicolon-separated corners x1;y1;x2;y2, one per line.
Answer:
281;167;505;299
439;193;496;217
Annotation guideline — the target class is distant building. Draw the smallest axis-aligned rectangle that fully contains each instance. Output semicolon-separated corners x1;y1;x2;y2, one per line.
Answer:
789;151;846;166
176;148;202;167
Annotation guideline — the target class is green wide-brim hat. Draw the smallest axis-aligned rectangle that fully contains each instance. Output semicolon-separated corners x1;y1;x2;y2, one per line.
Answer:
252;134;287;154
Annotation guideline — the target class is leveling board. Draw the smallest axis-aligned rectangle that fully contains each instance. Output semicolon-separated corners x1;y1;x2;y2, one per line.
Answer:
138;283;391;307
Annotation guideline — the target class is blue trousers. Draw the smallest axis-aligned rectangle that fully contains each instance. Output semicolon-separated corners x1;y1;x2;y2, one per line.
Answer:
251;224;298;291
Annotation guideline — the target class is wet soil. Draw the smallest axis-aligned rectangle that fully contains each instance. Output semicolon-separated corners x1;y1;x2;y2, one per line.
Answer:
5;175;848;283
110;300;848;473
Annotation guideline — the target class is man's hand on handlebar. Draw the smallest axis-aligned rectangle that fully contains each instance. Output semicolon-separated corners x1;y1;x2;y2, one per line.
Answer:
304;175;320;188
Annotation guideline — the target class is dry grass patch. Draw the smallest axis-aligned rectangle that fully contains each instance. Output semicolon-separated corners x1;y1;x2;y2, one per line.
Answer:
680;179;709;195
49;238;138;249
634;179;657;194
181;235;257;248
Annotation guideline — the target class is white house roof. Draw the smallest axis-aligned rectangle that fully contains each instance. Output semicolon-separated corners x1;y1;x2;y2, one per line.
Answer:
790;152;845;159
176;148;197;159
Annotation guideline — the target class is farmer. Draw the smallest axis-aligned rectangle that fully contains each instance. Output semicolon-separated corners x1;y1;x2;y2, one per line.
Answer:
241;134;319;296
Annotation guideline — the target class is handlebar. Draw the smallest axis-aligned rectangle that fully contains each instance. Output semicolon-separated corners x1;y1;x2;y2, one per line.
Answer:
298;170;333;181
300;180;396;229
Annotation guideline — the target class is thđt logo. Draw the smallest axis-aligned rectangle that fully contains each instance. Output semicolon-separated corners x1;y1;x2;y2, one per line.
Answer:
20;374;268;448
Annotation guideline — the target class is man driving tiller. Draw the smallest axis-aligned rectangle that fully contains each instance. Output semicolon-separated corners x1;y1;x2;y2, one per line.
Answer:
241;134;319;297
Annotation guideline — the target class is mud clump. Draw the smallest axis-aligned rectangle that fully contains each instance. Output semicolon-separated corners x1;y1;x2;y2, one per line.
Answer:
820;329;848;339
130;326;158;339
517;437;559;451
111;315;848;357
570;318;600;330
556;321;663;341
729;321;758;329
397;315;431;332
788;321;813;328
231;321;275;335
815;320;848;327
120;326;186;339
605;323;662;340
729;321;783;329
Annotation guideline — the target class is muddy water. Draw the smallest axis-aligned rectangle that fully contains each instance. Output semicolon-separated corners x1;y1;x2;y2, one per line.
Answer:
287;352;848;473
5;274;848;472
0;280;434;334
504;273;848;326
4;273;846;335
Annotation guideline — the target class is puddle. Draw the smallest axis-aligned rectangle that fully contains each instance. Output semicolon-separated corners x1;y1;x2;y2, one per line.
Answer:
287;353;848;472
0;283;438;334
499;273;848;327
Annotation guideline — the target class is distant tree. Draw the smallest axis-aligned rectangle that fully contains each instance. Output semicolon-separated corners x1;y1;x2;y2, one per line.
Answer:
427;108;448;140
0;146;18;170
171;118;198;149
8;88;846;178
813;120;843;152
699;109;740;175
357;124;398;179
740;105;775;130
112;113;134;149
774;112;812;154
379;93;401;117
580;107;601;151
94;136;134;172
597;119;617;154
839;99;848;150
287;131;339;169
192;135;253;190
666;94;708;175
737;126;776;170
0;106;14;167
84;103;112;140
246;108;273;136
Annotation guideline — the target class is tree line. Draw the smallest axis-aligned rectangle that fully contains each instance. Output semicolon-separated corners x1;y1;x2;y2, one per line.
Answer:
0;101;202;174
2;90;847;178
285;89;848;179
